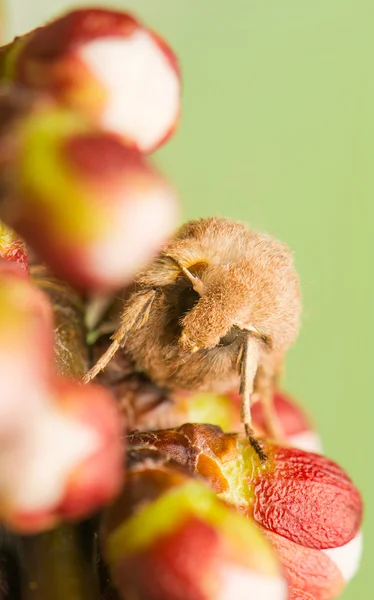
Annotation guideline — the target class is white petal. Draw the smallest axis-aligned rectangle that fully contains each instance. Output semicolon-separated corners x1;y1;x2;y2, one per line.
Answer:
323;530;363;582
87;184;177;285
218;564;287;600
0;400;99;511
79;32;180;151
288;431;323;453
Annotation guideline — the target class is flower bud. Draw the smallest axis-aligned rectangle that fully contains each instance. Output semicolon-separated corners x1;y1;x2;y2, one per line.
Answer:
289;590;316;600
0;267;124;531
251;390;322;453
102;448;287;600
0;266;54;432
2;8;181;153
102;350;320;451
129;425;363;599
251;443;362;550
0;221;28;277
0;377;124;533
0;106;178;292
266;528;363;600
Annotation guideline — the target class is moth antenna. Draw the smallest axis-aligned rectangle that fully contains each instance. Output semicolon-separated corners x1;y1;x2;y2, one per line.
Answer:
180;266;205;295
166;256;205;295
240;336;268;462
83;289;157;384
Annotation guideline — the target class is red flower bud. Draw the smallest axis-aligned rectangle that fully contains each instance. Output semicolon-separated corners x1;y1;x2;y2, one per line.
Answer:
49;378;125;523
252;444;362;550
289;589;316;600
0;267;54;433
252;390;322;452
129;424;363;599
0;268;124;532
0;106;178;292
102;448;287;600
0;377;124;533
4;8;181;153
0;221;29;277
266;528;363;600
103;353;321;454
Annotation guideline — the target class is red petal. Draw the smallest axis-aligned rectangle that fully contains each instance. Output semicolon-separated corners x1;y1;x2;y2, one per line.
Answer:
253;445;363;549
114;516;221;600
265;530;344;600
252;390;313;437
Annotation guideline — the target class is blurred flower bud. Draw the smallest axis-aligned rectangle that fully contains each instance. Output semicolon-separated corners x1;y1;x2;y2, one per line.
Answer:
2;8;181;153
267;528;363;600
0;221;28;277
0;265;54;432
102;448;287;600
0;267;124;531
97;342;321;451
130;424;363;599
289;590;316;600
0;377;124;533
251;390;322;453
0;106;178;292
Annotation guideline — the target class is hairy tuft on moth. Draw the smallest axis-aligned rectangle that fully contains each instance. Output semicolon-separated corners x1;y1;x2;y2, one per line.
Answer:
84;217;301;460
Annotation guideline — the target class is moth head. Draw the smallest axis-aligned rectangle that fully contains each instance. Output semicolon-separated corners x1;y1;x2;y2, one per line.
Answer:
172;249;300;357
176;264;263;353
137;229;301;356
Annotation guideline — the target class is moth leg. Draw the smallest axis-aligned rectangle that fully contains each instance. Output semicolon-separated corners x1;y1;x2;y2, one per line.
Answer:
240;338;267;462
82;339;121;384
83;289;157;384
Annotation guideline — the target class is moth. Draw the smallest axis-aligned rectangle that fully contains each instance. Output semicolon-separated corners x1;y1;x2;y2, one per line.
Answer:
84;217;301;459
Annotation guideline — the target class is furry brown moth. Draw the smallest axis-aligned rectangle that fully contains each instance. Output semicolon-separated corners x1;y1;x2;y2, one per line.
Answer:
83;217;301;460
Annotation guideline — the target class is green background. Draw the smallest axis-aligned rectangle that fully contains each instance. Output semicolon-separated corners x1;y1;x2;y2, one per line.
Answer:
5;1;373;597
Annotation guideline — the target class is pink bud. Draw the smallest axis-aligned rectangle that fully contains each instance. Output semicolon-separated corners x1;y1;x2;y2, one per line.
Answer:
0;378;124;533
252;390;322;452
102;448;287;600
289;588;317;600
6;8;181;153
129;424;363;599
252;444;362;550
0;106;178;292
0;221;29;277
0;267;55;432
51;378;125;521
265;528;363;600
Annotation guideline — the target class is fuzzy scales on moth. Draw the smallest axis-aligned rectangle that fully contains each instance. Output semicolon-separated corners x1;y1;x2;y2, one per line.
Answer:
85;217;301;443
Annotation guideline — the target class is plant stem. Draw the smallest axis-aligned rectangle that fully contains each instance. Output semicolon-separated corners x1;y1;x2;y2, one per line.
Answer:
20;524;100;600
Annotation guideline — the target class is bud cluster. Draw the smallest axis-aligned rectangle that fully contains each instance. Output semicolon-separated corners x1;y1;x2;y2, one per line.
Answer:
0;8;180;292
0;7;363;600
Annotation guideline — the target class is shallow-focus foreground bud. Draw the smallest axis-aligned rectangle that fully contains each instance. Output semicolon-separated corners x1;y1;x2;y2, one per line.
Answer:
108;360;321;452
289;590;316;600
0;106;178;291
101;448;287;600
1;8;181;153
251;390;323;453
0;268;124;532
0;376;124;534
0;220;28;277
0;261;54;430
130;425;363;599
